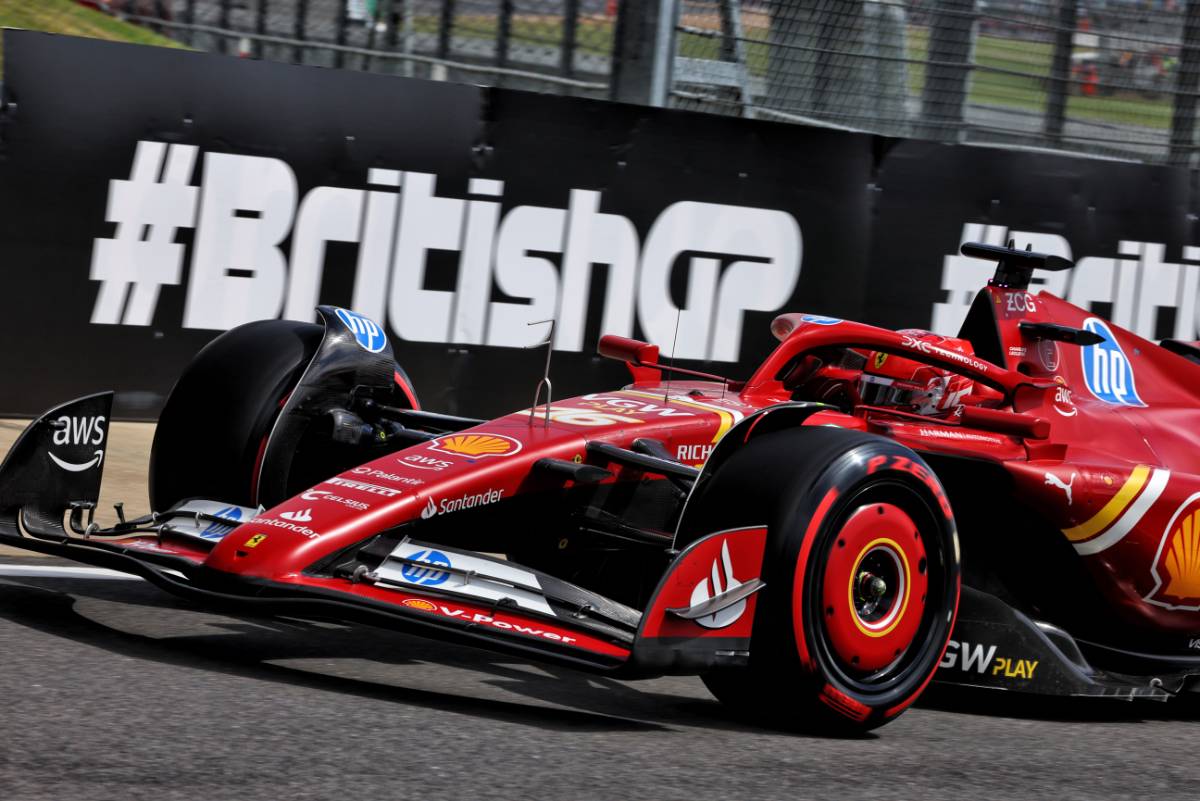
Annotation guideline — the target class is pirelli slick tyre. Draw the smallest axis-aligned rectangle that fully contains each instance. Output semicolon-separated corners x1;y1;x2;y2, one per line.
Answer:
692;427;960;733
149;320;324;511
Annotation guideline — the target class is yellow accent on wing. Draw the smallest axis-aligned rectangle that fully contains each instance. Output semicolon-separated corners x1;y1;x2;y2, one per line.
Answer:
622;390;739;442
1165;508;1200;599
1062;465;1150;543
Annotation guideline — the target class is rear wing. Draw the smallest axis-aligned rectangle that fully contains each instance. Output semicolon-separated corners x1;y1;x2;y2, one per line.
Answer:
962;241;1073;291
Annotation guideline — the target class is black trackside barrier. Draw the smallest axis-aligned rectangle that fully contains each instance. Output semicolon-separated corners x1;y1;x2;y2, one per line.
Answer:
0;30;1198;421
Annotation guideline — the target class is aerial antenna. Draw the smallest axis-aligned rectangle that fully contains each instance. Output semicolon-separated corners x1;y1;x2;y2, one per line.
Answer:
664;309;681;403
527;319;556;427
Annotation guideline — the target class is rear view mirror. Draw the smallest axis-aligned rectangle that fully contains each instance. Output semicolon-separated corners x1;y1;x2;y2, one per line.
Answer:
598;335;660;365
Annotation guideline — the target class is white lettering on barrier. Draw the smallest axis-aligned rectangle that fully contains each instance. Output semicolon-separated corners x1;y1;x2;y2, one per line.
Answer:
89;142;804;363
933;222;1200;342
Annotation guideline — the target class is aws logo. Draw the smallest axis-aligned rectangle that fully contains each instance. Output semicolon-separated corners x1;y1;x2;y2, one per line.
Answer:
47;415;107;472
1080;318;1146;407
1147;493;1200;611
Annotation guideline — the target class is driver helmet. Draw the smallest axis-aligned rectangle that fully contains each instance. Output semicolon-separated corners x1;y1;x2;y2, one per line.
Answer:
859;330;974;416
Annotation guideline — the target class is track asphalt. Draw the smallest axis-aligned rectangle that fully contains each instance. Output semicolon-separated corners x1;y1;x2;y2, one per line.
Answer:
0;560;1195;801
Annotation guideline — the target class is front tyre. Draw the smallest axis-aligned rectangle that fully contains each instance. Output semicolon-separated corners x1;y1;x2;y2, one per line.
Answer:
689;427;960;732
149;320;323;511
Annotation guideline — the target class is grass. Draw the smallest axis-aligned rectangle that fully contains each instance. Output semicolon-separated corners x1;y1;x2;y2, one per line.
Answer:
469;15;1173;128
906;27;1172;130
0;0;183;80
0;4;1172;131
673;22;1173;130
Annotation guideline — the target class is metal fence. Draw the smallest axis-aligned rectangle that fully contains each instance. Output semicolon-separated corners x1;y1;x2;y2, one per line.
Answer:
113;0;617;95
67;2;1200;163
671;1;1198;163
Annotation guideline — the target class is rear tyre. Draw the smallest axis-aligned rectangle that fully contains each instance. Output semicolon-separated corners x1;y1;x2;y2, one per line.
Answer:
687;427;960;732
149;320;323;510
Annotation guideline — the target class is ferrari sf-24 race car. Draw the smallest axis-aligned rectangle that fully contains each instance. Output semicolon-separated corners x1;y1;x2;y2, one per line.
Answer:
3;242;1200;732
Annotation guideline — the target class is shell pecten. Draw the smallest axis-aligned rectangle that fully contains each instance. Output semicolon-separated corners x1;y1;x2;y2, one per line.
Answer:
1164;507;1200;599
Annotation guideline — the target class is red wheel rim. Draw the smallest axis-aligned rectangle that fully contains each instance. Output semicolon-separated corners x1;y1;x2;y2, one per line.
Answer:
819;502;929;673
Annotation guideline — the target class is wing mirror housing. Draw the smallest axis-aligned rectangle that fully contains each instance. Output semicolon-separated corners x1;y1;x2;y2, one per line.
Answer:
598;335;660;366
598;335;662;384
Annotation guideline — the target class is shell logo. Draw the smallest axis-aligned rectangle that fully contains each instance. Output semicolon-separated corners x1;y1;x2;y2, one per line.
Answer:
1164;509;1200;599
402;598;438;612
1147;493;1200;610
429;433;522;458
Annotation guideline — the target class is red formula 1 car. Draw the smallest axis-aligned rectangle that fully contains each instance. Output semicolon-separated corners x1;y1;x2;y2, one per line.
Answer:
3;243;1200;732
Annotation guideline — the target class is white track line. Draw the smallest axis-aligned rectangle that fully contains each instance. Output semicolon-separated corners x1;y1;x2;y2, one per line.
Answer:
0;565;143;581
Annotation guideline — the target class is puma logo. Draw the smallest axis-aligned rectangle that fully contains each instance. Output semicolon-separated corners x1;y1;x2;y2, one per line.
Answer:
1045;472;1077;506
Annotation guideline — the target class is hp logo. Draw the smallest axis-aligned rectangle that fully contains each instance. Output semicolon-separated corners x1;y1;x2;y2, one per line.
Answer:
1080;318;1146;407
800;315;842;326
334;308;387;353
199;506;242;540
400;549;452;586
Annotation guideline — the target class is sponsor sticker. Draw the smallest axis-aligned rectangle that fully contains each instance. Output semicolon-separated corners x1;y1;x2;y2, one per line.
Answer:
379;543;555;616
279;508;313;522
677;443;715;463
48;414;107;472
399;599;577;643
351;466;423;484
1146;492;1200;611
800;315;843;326
420;488;504;519
248;515;320;540
579;393;694;417
429;433;522;459
689;540;748;629
243;534;268;548
1080;317;1146;407
525;407;643;427
334;307;387;353
398;549;453;586
939;639;1039;681
1002;291;1036;316
300;489;369;511
900;333;990;373
1043;472;1076;506
397;453;454;471
199;506;243;540
915;427;1006;445
1051;375;1077;417
326;476;403;497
